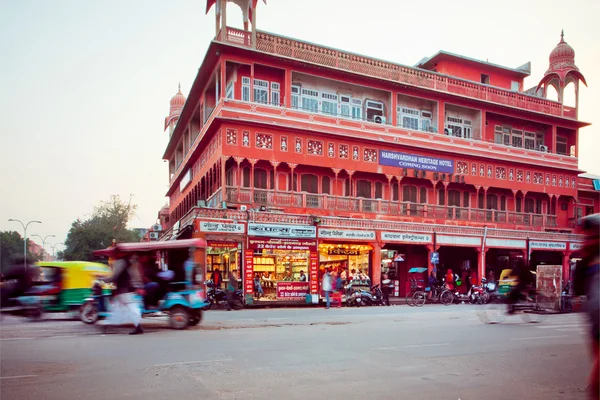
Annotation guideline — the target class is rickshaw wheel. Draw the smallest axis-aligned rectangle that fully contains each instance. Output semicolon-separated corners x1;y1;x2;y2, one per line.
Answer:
189;310;203;326
25;307;43;321
169;306;190;330
80;301;99;324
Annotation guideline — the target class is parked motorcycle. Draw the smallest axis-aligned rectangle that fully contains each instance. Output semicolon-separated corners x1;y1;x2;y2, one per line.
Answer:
354;285;385;306
203;280;243;310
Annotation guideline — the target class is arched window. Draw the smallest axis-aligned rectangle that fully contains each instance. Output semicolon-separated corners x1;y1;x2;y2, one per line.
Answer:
254;169;268;189
419;187;427;204
448;190;461;207
500;195;506;211
242;167;250;188
301;174;318;193
463;192;470;208
438;189;445;206
322;176;331;195
392;183;399;201
486;193;498;210
357;180;372;198
478;192;484;209
344;178;352;197
403;185;418;203
375;182;383;199
524;198;534;213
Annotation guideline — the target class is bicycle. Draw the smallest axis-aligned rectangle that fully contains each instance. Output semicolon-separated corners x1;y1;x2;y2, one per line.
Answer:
476;289;557;324
413;285;453;307
405;278;424;307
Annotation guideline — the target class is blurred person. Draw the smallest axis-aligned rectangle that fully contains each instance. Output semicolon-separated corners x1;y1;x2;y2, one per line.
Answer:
445;269;455;290
322;268;333;309
574;214;599;399
381;273;392;306
211;267;223;289
253;273;263;298
299;270;307;282
226;270;239;311
507;258;534;315
105;253;144;335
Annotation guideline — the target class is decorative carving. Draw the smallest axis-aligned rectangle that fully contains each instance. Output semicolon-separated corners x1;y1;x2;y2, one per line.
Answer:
256;133;273;149
509;169;514;181
487;166;492;178
565;177;570;188
242;131;250;147
526;171;531;183
571;177;576;188
533;172;543;184
328;142;335;158
479;164;485;177
545;174;550;186
226;128;237;145
352;146;359;161
363;148;377;162
471;163;477;176
295;138;302;153
558;176;563;187
552;175;557;186
495;167;506;180
339;144;349;159
307;140;324;155
457;162;468;175
280;136;288;152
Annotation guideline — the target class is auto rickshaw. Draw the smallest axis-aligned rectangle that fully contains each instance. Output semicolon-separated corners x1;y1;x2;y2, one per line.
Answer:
0;261;111;320
80;238;208;330
497;268;537;297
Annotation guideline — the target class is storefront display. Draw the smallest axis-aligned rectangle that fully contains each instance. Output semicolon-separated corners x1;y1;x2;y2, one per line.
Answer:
206;241;241;289
318;243;373;281
248;237;318;301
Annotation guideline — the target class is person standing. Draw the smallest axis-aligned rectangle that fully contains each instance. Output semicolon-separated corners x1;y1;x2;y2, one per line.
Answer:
322;268;333;309
106;253;144;335
299;270;307;282
381;273;392;306
212;267;223;289
226;270;239;311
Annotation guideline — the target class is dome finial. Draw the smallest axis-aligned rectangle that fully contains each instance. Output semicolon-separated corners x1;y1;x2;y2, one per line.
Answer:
560;29;564;42
178;82;181;92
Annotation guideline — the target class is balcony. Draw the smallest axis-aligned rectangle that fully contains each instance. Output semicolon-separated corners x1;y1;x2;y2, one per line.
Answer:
225;187;560;228
217;28;574;120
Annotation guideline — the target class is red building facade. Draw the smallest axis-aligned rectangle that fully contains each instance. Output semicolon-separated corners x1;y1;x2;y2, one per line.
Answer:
160;0;597;303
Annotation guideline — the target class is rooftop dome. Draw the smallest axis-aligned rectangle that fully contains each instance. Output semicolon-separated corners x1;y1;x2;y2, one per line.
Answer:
548;30;576;69
170;83;186;112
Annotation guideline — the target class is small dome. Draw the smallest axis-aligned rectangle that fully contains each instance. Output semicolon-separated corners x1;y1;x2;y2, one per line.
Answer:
170;84;186;111
549;30;575;68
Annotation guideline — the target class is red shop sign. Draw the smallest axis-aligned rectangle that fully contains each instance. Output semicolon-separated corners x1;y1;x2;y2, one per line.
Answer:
208;241;239;250
244;250;254;295
276;281;310;300
248;237;317;251
309;251;318;294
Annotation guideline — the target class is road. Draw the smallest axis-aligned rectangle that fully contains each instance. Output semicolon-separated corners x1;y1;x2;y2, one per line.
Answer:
0;305;592;400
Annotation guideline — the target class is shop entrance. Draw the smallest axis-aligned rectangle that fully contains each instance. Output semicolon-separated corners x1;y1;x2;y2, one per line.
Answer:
530;250;563;269
485;249;525;283
206;241;241;290
318;243;373;282
381;245;428;297
438;246;478;293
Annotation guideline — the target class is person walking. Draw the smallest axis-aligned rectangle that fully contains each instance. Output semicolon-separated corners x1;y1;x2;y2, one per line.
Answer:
226;270;239;311
105;253;144;335
322;268;333;309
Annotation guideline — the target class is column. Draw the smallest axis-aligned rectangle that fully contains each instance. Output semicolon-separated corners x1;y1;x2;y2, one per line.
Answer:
249;158;257;201
270;161;280;205
551;125;557;153
370;242;382;285
391;93;397;126
250;64;254;102
562;251;572;285
220;58;226;99
437;101;445;134
284;69;292;108
220;0;227;41
476;247;488;285
426;244;440;275
251;2;257;48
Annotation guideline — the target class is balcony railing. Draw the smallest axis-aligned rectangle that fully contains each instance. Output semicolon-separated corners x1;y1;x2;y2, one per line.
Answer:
218;28;573;119
225;187;560;228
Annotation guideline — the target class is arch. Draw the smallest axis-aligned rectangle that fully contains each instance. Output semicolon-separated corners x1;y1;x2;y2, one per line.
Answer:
300;173;319;193
356;179;372;198
563;81;577;108
322;176;331;195
374;182;383;199
448;189;461;207
253;168;268;189
545;84;560;102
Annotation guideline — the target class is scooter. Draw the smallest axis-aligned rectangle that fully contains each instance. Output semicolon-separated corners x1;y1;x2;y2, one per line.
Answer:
354;285;385;306
203;280;243;310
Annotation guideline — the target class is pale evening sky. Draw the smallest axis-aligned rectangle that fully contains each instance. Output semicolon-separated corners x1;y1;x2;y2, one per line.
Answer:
1;0;598;249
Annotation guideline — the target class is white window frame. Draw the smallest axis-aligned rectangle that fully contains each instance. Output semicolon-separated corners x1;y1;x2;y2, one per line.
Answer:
242;77;251;102
536;132;545;150
340;95;351;118
366;100;384;121
225;81;234;99
321;92;338;116
556;136;568;155
270;82;280;106
446;117;471;139
524;131;536;150
253;79;269;104
397;106;420;130
301;88;319;113
291;85;300;109
351;98;362;120
511;129;523;148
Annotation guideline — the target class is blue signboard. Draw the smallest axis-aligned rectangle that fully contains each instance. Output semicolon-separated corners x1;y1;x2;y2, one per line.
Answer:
430;252;439;264
593;180;600;191
379;150;454;173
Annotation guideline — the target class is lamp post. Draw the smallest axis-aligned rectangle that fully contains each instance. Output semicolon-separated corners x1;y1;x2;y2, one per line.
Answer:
50;243;65;260
32;234;56;261
8;219;42;268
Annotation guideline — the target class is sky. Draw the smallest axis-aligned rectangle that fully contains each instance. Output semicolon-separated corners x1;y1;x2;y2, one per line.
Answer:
1;0;599;251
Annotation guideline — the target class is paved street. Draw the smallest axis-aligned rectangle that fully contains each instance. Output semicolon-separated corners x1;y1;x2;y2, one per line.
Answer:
0;305;592;400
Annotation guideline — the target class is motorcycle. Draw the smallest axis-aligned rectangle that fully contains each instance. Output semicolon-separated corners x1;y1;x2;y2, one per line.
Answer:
482;278;497;303
354;285;385;306
203;280;243;310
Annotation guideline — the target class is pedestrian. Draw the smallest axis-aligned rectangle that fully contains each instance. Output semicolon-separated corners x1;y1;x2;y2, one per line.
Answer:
105;252;144;335
299;270;307;282
226;270;238;311
574;214;599;399
212;267;223;289
322;268;333;309
445;269;455;291
253;273;263;299
381;273;392;306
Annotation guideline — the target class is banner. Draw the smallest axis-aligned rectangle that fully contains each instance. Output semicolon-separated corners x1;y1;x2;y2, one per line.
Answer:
379;150;454;173
200;222;245;233
248;223;316;239
248;238;317;251
244;250;254;295
276;282;310;300
381;232;432;244
319;228;376;240
310;252;318;294
207;241;240;250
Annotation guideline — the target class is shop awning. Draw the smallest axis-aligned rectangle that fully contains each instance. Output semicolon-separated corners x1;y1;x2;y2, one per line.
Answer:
408;267;428;273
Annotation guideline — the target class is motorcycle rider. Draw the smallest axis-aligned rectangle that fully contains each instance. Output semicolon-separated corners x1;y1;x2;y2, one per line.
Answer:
507;258;534;314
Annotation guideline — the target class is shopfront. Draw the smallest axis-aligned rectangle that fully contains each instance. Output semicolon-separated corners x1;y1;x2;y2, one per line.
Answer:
381;232;432;297
198;221;245;290
246;223;318;303
317;228;376;284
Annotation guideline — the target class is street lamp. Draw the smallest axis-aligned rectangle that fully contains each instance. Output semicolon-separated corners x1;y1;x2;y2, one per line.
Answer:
8;219;42;268
50;243;65;260
32;234;56;261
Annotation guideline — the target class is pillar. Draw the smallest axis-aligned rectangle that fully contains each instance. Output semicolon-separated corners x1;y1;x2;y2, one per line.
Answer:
251;2;257;48
284;69;292;108
476;247;488;285
562;251;572;285
220;58;226;99
426;244;440;275
551;125;557;154
220;0;227;41
391;93;397;126
371;242;382;285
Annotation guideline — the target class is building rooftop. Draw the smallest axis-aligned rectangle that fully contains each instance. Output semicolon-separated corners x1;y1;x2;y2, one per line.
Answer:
415;50;531;78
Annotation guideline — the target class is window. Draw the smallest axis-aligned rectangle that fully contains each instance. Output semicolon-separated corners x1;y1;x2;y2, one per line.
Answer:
438;190;445;206
226;168;234;186
351;98;362;120
375;182;383;199
511;81;520;91
398;107;419;130
419;187;426;204
556;136;567;155
357;180;372;198
463;192;470;208
392;183;399;201
511;129;523;148
481;74;490;84
253;79;269;104
340;96;351;118
321;92;338;116
365;100;384;121
340;97;362;120
254;169;268;189
300;174;318;193
446;117;472;139
291;85;300;109
301;88;319;113
322;176;331;195
536;133;545;150
421;111;432;132
448;190;461;207
494;126;511;146
486;194;498;210
225;81;234;99
242;77;251;102
271;82;280;106
242;167;251;188
403;185;417;203
524;131;536;150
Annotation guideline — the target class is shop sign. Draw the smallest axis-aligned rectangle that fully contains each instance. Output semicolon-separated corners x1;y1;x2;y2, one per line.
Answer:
179;168;192;191
200;221;245;233
379;150;454;173
485;238;526;249
244;250;254;294
381;232;432;244
569;242;583;251
437;235;481;246
310;252;318;294
248;238;317;251
248;223;316;239
530;241;566;250
318;228;376;240
207;241;240;250
327;248;360;256
276;282;310;300
430;252;439;264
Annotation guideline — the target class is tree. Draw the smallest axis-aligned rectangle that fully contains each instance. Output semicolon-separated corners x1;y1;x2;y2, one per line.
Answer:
60;195;141;261
0;231;41;272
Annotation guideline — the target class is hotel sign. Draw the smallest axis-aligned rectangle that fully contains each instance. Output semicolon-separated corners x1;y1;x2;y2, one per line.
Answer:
381;232;432;244
199;222;245;233
379;150;454;173
248;223;316;239
318;229;376;240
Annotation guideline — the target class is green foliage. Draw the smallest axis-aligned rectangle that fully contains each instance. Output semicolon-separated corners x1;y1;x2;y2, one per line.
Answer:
60;195;141;261
0;231;41;272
